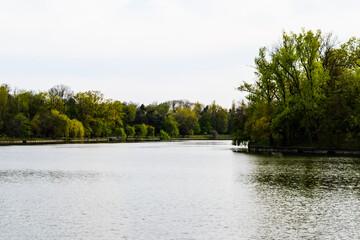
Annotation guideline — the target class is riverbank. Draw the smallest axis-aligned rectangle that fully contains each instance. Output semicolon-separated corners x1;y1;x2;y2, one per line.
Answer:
0;138;110;145
248;145;360;156
0;135;232;145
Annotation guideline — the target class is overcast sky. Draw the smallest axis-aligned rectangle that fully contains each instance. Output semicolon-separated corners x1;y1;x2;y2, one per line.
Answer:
1;0;359;107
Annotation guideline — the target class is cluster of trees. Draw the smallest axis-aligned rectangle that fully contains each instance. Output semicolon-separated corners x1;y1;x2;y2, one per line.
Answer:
233;29;360;148
0;84;243;139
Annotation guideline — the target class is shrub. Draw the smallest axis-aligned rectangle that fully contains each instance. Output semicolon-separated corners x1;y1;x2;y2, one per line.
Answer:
147;125;155;137
125;125;135;137
115;127;126;140
134;124;148;138
160;130;170;140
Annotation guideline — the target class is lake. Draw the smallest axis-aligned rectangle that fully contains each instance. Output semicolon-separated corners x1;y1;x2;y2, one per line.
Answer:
1;140;360;239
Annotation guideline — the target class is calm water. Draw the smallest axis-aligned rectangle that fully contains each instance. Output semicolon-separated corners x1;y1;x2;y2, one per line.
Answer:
1;141;360;239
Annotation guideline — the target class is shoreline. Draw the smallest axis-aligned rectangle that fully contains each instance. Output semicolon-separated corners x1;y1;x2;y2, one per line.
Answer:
0;137;232;146
247;145;360;157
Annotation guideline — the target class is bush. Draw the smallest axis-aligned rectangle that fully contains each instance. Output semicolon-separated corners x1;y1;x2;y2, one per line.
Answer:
147;125;155;137
115;127;126;140
134;124;148;138
160;130;170;140
125;125;135;137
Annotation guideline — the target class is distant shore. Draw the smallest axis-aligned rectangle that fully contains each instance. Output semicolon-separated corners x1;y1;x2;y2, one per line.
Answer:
0;136;232;145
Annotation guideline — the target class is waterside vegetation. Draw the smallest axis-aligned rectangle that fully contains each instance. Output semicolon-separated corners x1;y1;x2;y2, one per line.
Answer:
0;84;238;141
233;29;360;148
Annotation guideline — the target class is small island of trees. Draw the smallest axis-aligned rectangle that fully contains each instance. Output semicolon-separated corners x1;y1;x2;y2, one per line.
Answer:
233;29;360;148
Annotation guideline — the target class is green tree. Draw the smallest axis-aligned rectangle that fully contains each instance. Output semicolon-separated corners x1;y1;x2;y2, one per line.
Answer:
114;127;126;140
74;90;113;137
235;29;360;147
209;102;229;134
157;102;170;117
147;125;155;137
0;85;9;133
50;109;71;139
162;115;179;137
134;124;148;138
173;107;198;136
69;119;85;139
47;94;65;113
11;113;32;138
125;125;135;137
123;104;137;125
160;129;170;140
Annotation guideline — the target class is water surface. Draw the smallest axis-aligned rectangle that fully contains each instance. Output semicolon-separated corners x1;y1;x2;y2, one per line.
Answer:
1;141;360;239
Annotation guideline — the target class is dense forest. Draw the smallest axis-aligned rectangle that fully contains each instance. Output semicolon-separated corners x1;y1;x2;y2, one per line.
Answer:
0;84;244;140
233;29;360;148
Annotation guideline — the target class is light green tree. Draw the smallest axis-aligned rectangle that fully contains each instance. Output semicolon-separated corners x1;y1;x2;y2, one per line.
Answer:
173;107;198;136
147;125;155;137
162;115;179;137
125;125;135;137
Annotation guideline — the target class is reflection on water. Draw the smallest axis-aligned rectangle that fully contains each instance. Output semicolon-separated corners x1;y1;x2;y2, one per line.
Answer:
246;154;360;239
252;155;360;191
1;141;360;239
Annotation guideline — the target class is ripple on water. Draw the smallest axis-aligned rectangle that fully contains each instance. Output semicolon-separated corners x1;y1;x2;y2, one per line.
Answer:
1;142;360;239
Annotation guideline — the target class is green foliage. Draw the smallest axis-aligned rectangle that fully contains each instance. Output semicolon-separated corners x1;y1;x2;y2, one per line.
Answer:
47;94;65;113
163;115;179;137
123;104;136;125
0;84;232;140
235;29;360;148
70;119;85;139
194;124;201;134
114;127;126;140
227;101;236;134
30;109;84;139
134;124;148;138
0;85;9;133
12;113;32;138
125;125;135;137
147;125;155;137
159;130;170;140
156;103;170;117
199;112;212;133
209;102;228;133
51;109;71;138
174;107;198;136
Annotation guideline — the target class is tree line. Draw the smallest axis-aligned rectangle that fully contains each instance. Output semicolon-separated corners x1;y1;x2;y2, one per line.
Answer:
0;84;244;140
233;29;360;148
